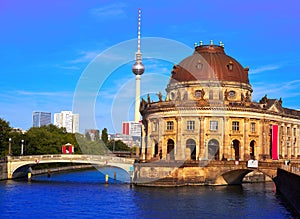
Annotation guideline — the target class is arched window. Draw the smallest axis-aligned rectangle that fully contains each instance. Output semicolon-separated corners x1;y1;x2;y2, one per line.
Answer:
167;139;175;160
186;139;196;160
232;139;240;160
208;139;219;160
250;140;255;159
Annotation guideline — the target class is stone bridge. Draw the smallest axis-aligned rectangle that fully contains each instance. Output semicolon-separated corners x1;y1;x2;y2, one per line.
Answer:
6;154;135;179
133;160;299;186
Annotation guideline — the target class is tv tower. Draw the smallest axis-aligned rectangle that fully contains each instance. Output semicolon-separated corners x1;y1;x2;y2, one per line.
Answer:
132;8;145;122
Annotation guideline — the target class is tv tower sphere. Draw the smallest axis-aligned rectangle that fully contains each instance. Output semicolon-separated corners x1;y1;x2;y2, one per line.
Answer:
132;61;145;75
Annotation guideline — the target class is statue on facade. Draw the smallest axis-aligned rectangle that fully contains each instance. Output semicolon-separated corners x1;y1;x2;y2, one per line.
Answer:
200;89;205;99
259;94;268;104
176;90;181;101
157;92;162;102
245;91;250;102
241;93;245;102
278;97;283;106
147;94;151;103
224;89;228;101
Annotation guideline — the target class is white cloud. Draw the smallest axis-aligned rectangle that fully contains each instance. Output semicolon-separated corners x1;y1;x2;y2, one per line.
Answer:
16;90;72;97
90;3;127;19
249;65;280;74
252;79;300;100
70;50;101;64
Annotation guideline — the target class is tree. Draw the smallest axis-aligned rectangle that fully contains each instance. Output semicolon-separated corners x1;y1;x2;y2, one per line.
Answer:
24;125;79;155
0;118;12;156
85;132;91;141
94;130;100;141
101;128;108;144
107;140;132;151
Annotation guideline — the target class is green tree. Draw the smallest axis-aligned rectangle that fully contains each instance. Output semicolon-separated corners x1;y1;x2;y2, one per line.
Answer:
94;130;100;141
101;128;108;144
0;118;12;156
76;133;107;155
107;140;132;151
24;125;78;155
85;132;91;141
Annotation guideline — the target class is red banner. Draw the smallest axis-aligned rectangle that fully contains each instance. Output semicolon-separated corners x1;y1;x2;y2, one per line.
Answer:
272;125;279;160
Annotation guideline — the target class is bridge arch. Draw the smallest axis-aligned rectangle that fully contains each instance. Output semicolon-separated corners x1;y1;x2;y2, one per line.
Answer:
8;155;134;179
214;167;276;185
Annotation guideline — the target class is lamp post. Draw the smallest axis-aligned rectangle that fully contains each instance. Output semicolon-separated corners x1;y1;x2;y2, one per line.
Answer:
8;138;12;156
21;139;24;156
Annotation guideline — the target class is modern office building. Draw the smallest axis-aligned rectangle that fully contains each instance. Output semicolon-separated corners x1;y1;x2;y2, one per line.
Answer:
54;111;79;133
32;112;51;127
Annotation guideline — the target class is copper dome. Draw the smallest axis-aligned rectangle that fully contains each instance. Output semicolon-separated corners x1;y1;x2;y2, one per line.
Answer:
170;44;250;84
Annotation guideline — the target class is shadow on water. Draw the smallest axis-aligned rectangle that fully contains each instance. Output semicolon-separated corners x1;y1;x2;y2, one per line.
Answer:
15;167;130;185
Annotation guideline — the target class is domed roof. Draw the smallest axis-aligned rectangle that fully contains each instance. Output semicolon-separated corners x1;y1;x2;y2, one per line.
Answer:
170;44;250;85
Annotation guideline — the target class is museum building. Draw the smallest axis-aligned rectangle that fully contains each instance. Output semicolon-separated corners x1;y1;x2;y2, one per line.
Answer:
139;42;300;162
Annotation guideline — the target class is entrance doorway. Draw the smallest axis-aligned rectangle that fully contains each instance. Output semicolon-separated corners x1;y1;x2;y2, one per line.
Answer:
186;139;196;160
232;139;240;160
167;139;175;160
208;139;219;160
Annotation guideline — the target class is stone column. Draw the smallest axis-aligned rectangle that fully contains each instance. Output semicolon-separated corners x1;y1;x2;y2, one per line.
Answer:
243;118;249;160
223;117;230;160
199;117;205;159
176;117;184;160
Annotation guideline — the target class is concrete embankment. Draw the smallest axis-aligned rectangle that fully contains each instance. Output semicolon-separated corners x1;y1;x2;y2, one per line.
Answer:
0;159;8;180
275;168;300;216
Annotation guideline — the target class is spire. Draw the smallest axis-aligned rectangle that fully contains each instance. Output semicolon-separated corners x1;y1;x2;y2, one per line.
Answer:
137;8;141;53
132;8;145;76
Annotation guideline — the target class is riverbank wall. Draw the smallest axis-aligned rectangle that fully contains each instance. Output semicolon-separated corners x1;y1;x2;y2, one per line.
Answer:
0;158;8;180
275;168;300;215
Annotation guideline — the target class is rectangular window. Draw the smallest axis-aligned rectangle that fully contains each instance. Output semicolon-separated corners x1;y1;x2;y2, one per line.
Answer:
293;127;296;136
250;122;256;132
287;127;291;135
232;121;239;131
167;121;174;131
187;120;195;130
210;121;218;131
152;122;157;132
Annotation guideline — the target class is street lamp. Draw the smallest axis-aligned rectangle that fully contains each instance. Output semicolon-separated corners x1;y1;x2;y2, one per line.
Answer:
21;139;24;156
8;138;12;156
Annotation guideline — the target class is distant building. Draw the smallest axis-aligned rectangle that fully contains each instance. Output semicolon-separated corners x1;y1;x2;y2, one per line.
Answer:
32;112;51;127
110;133;140;148
54;111;79;133
85;129;100;141
122;121;142;147
122;121;142;137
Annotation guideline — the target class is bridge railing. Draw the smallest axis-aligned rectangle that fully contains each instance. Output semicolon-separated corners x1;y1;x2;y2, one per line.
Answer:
281;161;300;176
9;154;134;164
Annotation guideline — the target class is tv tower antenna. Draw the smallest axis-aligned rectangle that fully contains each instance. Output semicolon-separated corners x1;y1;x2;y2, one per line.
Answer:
132;8;145;122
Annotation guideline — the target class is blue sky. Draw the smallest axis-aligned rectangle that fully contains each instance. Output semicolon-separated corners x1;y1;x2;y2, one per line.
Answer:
1;0;300;133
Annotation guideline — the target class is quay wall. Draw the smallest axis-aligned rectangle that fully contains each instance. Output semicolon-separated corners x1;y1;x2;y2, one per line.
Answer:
275;168;300;216
0;159;8;180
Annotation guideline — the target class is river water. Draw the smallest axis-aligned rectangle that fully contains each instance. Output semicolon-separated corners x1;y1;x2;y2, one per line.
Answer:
0;168;297;219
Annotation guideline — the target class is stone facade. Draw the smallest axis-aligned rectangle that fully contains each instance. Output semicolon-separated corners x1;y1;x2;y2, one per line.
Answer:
139;44;300;163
